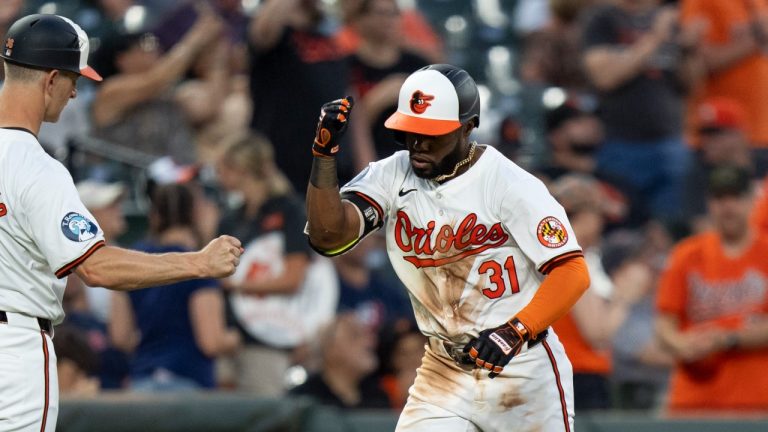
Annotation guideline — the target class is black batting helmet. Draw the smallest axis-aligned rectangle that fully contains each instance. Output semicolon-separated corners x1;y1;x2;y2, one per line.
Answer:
1;14;102;81
385;64;480;136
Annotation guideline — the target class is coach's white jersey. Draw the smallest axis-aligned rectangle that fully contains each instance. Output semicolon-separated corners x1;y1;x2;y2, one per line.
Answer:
0;128;105;324
341;145;581;343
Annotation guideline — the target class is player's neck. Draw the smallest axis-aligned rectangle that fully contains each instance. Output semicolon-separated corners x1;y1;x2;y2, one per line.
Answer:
0;84;45;136
434;142;483;184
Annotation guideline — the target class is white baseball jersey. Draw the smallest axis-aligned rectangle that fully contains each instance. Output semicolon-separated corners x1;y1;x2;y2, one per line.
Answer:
0;128;105;324
339;145;581;343
334;144;579;431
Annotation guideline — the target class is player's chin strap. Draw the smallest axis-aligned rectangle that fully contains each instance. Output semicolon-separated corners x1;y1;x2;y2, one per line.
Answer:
431;141;477;183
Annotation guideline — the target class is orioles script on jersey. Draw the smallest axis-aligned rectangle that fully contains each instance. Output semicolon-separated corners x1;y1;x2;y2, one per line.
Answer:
395;211;509;268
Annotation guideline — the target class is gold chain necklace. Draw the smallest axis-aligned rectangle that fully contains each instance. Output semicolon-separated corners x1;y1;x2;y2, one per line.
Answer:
432;141;477;183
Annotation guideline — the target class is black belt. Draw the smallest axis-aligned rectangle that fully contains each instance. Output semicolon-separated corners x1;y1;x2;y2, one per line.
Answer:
0;310;53;336
446;329;549;366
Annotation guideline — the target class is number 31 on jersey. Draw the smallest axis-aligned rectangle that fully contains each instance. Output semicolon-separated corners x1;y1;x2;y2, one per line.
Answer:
478;256;519;299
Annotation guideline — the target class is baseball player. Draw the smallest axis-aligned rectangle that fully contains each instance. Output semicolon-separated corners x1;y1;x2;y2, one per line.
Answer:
0;15;242;432
306;64;591;431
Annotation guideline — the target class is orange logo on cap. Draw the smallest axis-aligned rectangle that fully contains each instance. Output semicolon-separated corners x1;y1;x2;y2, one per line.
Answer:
410;90;434;114
4;38;14;56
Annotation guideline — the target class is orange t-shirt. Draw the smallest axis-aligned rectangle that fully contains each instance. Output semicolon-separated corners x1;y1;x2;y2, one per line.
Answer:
656;232;768;411
552;312;611;375
751;177;768;231
332;10;444;61
681;0;768;146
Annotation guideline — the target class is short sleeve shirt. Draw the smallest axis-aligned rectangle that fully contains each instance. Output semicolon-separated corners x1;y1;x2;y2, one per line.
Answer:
0;128;105;324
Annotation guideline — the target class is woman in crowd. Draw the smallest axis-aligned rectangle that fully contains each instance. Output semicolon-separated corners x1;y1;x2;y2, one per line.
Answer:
109;183;240;391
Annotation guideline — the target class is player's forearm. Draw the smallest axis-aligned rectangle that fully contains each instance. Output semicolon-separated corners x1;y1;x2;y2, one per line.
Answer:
74;245;207;291
515;256;590;335
306;157;350;248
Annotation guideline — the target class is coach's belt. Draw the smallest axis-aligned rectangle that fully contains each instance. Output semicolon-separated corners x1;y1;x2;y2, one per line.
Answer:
0;310;53;337
434;329;550;368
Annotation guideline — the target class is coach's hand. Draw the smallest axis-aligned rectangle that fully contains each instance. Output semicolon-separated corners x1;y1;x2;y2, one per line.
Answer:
312;96;354;158
464;318;531;378
198;235;243;278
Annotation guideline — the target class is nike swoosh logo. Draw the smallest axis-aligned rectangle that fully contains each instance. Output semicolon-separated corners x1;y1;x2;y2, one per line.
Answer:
398;188;417;197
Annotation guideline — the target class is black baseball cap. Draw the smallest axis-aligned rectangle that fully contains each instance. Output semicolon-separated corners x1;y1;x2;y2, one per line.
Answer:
707;165;752;197
1;14;102;81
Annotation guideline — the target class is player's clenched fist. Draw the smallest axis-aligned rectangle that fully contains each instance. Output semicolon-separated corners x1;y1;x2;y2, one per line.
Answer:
464;318;531;378
198;235;243;278
312;96;354;158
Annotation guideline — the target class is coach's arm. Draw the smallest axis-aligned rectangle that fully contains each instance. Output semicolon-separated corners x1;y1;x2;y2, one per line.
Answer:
73;236;241;291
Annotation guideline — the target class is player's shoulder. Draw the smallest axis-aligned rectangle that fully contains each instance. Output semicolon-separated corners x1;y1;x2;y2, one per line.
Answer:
0;128;40;155
0;128;61;172
6;135;70;185
347;150;410;186
375;149;411;171
482;146;548;193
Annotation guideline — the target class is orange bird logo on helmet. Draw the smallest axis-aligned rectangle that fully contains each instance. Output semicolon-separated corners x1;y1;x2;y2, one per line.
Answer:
410;90;434;114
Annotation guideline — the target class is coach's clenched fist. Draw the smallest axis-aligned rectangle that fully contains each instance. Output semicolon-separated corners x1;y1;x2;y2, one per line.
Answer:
198;235;243;278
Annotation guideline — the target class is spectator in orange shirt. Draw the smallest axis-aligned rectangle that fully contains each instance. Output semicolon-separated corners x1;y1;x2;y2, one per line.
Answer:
335;0;444;63
682;97;754;233
656;165;768;412
680;0;768;175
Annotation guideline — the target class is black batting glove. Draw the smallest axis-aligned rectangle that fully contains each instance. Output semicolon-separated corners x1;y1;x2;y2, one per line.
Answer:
312;96;354;158
464;317;531;378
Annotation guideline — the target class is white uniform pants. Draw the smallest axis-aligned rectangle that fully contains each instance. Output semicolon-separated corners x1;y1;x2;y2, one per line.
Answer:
397;330;575;432
0;312;58;432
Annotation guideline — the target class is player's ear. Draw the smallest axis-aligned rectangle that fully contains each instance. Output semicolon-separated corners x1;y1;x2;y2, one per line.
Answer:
461;119;476;138
43;69;58;97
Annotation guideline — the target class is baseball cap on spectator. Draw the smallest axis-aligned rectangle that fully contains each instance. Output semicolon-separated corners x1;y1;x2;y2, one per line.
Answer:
544;100;585;133
697;98;747;135
75;180;125;210
707;165;752;198
550;173;626;220
147;156;200;185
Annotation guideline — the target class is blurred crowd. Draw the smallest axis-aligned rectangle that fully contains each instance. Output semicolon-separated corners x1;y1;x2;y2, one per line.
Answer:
4;0;768;416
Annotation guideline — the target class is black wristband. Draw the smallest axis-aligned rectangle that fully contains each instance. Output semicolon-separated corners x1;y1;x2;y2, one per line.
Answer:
310;157;338;189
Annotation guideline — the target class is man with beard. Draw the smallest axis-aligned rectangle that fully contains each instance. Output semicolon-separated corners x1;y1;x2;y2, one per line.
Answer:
656;165;768;412
304;64;591;431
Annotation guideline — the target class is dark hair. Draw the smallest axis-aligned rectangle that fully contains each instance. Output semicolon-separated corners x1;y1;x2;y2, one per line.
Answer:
148;183;196;236
357;0;397;15
90;29;154;80
376;319;421;375
707;165;753;198
52;325;100;376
